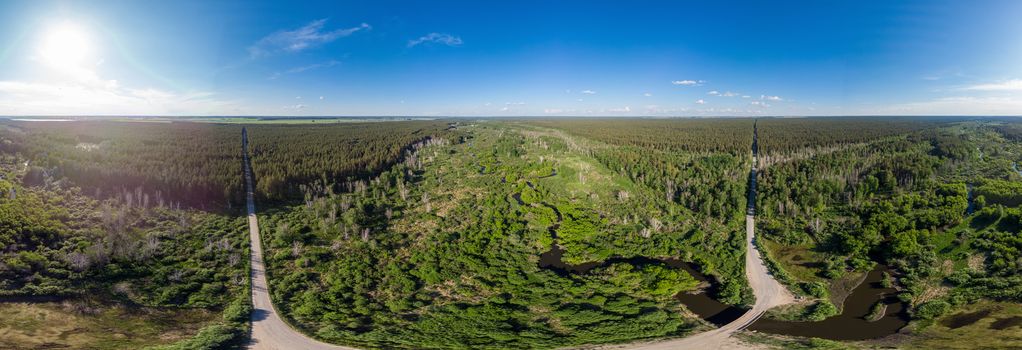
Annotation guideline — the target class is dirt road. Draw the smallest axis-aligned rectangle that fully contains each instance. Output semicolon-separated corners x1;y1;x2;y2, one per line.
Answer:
619;120;793;349
617;214;794;350
241;124;791;349
243;128;355;350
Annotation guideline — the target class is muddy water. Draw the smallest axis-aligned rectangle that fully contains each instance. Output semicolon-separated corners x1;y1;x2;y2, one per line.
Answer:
990;316;1022;330
536;251;750;324
537;243;909;340
748;267;910;340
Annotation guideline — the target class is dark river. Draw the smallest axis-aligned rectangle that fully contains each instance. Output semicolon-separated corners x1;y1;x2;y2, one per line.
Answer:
748;267;909;340
537;250;909;340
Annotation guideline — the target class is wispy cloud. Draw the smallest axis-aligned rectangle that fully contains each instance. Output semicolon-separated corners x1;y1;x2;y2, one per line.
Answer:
761;95;783;101
708;90;720;96
408;33;463;47
544;108;577;114
643;92;652;97
750;101;770;107
695;99;706;104
722;91;739;97
964;79;1022;91
500;101;525;112
581;90;597;95
283;104;307;110
289;60;340;74
249;19;370;57
672;80;704;86
270;60;341;79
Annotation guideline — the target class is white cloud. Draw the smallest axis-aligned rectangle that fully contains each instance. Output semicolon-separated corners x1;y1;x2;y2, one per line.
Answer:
606;106;631;113
319;96;324;100
0;80;236;115
761;95;783;101
643;92;652;97
695;99;706;104
708;90;720;96
581;90;596;95
750;101;770;107
283;104;307;110
964;79;1022;91
249;20;370;57
877;96;1022;115
722;91;739;97
408;33;463;47
672;80;704;86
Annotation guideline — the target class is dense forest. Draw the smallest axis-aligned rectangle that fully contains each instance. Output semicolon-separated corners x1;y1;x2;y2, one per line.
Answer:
754;119;1022;329
0;120;458;207
246;121;460;201
0;121;245;208
0;147;251;349
755;117;953;156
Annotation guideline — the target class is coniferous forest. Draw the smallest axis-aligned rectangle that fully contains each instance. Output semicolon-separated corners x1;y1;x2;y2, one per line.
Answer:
1;117;1021;349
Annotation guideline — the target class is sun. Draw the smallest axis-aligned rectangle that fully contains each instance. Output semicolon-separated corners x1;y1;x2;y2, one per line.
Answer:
38;22;92;70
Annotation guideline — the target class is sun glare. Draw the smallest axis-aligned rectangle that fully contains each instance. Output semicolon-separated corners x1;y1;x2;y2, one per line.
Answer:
38;22;91;70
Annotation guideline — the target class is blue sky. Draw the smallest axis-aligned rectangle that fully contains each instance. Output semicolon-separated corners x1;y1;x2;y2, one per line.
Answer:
1;0;1021;116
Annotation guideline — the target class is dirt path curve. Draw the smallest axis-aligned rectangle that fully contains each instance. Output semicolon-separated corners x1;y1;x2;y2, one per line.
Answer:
616;214;794;350
243;128;355;350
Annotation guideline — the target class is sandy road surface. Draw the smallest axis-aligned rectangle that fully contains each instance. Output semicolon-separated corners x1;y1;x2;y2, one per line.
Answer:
243;129;355;350
613;214;794;350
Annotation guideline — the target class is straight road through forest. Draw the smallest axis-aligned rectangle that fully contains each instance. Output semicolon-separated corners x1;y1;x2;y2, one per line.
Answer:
244;128;355;350
624;120;794;349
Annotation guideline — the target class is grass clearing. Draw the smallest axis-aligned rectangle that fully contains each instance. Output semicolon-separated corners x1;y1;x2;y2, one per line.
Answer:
904;301;1022;349
0;300;216;350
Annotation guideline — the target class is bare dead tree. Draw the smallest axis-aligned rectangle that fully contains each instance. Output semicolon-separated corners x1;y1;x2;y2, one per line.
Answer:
291;240;304;258
666;179;676;203
140;234;160;259
649;217;663;232
398;180;409;201
66;251;89;272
